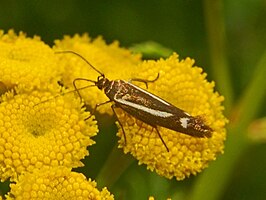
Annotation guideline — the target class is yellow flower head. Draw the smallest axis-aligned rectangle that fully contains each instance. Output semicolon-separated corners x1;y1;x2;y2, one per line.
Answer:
5;167;114;200
148;197;172;200
0;30;62;90
115;54;227;180
53;34;142;114
0;86;98;181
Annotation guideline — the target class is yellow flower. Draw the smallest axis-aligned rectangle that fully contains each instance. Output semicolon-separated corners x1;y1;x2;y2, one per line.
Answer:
5;167;114;200
115;54;227;180
148;197;172;200
53;34;142;114
0;29;62;91
0;86;98;181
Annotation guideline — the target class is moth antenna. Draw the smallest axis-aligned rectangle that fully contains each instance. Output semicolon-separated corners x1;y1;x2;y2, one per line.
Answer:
34;84;96;107
55;50;104;76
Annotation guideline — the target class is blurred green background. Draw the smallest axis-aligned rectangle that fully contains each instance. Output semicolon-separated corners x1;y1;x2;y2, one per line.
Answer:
0;0;265;200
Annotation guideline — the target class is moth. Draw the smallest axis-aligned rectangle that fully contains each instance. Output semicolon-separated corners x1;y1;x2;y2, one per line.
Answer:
58;51;213;152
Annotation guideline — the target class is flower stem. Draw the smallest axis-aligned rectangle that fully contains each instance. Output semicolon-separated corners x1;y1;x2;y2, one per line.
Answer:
203;0;233;113
96;145;134;188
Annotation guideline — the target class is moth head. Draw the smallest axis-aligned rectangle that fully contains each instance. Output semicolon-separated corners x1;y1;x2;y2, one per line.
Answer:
96;75;109;90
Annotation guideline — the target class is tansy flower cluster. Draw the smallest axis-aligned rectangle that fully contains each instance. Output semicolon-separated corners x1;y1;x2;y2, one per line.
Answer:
0;30;112;199
0;29;227;198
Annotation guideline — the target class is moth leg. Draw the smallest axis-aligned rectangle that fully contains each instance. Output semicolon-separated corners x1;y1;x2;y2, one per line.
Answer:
127;123;169;152
111;104;127;145
129;73;160;89
154;126;169;152
111;107;169;152
86;100;112;120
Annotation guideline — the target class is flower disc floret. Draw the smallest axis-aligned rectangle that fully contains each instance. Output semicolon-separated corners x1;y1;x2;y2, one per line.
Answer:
0;87;98;181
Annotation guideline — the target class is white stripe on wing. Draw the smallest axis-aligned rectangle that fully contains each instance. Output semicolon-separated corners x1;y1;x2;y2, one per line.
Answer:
115;97;174;118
